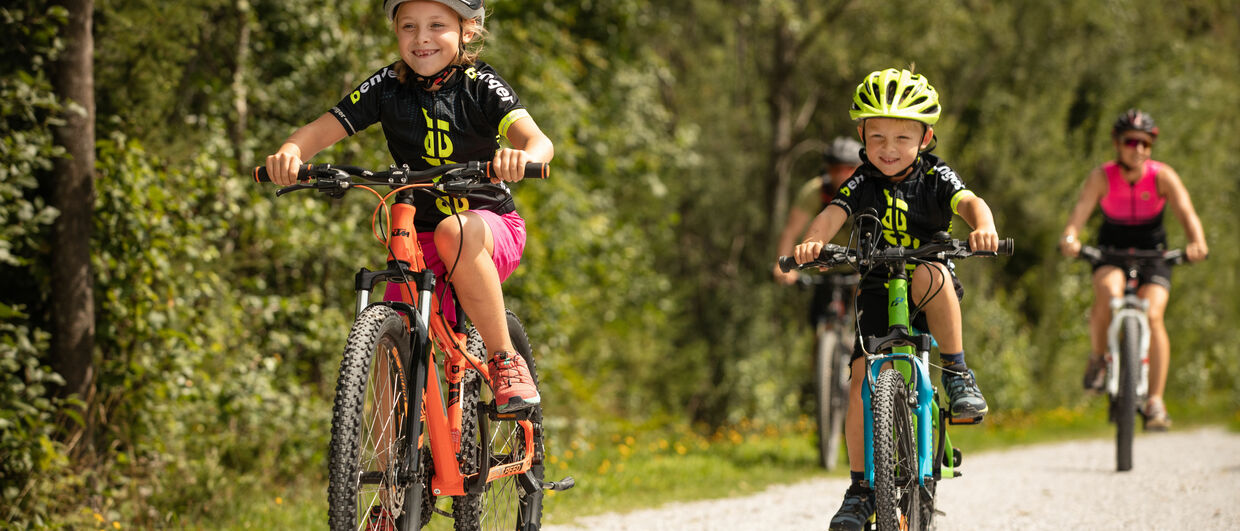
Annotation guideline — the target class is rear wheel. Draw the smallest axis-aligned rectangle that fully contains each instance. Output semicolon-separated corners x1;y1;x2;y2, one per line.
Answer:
1115;316;1140;472
873;368;921;531
453;310;545;530
327;305;429;531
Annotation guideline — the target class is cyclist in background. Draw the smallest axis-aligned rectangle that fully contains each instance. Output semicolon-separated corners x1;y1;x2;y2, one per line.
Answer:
773;136;863;312
791;68;1000;531
263;0;553;421
1058;108;1208;431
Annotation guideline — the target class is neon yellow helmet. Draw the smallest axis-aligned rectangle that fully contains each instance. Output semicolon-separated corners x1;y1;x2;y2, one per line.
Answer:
849;68;941;126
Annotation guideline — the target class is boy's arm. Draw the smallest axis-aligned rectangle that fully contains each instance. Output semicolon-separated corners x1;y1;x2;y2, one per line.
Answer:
792;204;849;265
956;194;998;252
265;113;348;185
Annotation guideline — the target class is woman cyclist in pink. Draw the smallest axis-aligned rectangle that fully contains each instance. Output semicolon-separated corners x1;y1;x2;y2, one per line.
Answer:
1059;109;1208;430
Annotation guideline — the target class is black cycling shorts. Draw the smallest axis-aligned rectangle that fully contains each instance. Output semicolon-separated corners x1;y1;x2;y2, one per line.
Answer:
850;270;964;365
1092;259;1172;291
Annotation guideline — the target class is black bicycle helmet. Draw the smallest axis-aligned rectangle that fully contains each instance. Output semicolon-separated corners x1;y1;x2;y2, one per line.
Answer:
823;137;863;167
385;0;484;25
1111;109;1159;138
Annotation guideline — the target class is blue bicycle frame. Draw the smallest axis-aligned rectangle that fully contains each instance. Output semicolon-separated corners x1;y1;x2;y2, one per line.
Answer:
860;274;956;487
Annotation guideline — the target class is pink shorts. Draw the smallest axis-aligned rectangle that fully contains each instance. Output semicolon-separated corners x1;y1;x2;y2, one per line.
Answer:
383;210;526;324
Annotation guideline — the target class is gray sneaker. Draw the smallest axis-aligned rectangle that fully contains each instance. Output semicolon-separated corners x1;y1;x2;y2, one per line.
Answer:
942;368;988;420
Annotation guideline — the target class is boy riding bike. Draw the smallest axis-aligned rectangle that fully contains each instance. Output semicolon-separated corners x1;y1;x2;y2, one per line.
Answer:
263;0;553;415
789;68;1000;531
1058;109;1208;430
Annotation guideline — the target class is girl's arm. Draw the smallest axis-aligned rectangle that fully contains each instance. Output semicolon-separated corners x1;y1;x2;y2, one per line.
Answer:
792;204;849;265
265;113;348;185
1158;165;1209;261
1059;167;1106;257
492;117;554;183
956;194;999;252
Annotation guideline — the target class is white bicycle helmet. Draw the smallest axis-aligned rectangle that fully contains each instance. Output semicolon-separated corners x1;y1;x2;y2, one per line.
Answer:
385;0;484;25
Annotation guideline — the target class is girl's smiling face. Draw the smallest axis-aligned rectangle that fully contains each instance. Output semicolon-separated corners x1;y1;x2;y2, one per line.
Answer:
857;118;934;178
394;1;471;77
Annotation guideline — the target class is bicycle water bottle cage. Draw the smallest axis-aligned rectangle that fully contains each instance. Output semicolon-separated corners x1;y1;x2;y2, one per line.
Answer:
864;324;933;353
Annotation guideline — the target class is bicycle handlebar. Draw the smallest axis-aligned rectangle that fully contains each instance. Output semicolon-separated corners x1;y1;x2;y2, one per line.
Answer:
252;161;549;196
778;238;1015;273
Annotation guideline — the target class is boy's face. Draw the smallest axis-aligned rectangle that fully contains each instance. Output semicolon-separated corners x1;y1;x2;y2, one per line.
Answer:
857;118;934;177
394;1;472;77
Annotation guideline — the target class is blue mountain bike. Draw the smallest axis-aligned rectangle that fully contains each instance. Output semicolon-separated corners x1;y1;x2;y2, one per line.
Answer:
781;216;1013;530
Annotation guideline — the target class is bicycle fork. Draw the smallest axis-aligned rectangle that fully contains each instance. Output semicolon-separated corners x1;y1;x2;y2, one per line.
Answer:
1105;296;1150;398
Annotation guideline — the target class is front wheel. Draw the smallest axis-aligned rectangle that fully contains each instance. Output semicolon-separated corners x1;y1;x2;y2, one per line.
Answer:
1114;316;1141;472
815;328;846;470
453;310;545;530
873;368;921;531
327;305;430;531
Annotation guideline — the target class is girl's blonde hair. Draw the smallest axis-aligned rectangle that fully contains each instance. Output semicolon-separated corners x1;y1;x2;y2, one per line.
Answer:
394;17;487;83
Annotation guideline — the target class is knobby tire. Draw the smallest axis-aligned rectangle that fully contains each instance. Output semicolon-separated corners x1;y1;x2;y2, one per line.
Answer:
327;305;431;531
873;368;921;531
452;310;545;530
815;328;846;470
1116;316;1140;472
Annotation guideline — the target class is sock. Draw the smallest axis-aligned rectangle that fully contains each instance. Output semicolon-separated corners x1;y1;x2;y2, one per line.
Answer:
850;470;865;487
941;351;967;373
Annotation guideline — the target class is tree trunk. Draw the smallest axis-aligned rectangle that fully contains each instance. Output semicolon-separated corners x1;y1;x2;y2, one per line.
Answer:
49;0;97;453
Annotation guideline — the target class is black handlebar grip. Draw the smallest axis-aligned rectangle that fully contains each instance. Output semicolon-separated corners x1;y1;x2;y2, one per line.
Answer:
778;256;799;273
252;164;311;183
486;162;550;181
998;238;1015;256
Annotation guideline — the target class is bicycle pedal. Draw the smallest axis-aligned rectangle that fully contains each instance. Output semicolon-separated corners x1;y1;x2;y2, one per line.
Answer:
953;470;963;478
947;415;984;425
486;401;533;421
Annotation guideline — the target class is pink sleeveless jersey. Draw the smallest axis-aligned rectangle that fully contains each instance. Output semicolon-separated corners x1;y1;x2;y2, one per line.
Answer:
1099;160;1165;225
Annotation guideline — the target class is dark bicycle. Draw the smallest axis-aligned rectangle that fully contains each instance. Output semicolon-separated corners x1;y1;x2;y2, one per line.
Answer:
796;272;859;470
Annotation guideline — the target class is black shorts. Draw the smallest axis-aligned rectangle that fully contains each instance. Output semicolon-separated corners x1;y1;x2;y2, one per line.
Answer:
850;269;964;364
1091;259;1172;291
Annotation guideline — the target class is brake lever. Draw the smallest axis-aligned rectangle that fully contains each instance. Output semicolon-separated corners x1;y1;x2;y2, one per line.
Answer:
275;183;316;197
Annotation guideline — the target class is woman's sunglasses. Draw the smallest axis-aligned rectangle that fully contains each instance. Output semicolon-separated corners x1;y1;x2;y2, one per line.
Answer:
1122;137;1152;149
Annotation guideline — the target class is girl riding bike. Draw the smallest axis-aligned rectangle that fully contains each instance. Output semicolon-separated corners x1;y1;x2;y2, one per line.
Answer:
790;68;1001;531
263;0;553;418
1059;108;1208;430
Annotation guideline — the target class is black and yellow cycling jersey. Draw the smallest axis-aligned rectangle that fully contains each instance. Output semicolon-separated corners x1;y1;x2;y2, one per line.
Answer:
329;61;531;232
829;152;975;252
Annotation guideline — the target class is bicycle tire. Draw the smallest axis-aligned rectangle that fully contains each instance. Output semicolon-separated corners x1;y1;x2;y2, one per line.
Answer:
328;305;430;531
453;310;545;530
815;328;845;470
1115;316;1140;472
873;368;921;531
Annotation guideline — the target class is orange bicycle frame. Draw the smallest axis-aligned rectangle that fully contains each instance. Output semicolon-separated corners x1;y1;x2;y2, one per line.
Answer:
380;195;536;496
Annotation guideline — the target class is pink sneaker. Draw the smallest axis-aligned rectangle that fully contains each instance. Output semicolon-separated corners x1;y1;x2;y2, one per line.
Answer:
489;352;540;413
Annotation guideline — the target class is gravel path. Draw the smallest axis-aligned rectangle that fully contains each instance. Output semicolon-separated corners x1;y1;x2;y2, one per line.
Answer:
544;427;1240;530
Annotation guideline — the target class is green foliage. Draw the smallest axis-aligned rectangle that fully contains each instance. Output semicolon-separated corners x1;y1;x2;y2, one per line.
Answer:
4;0;1239;525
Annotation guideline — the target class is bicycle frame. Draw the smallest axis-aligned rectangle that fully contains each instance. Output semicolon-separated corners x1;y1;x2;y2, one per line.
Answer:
355;191;537;498
860;273;951;488
1105;295;1150;398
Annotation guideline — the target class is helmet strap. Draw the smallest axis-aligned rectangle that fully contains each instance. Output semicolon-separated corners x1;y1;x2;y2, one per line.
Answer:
413;63;462;90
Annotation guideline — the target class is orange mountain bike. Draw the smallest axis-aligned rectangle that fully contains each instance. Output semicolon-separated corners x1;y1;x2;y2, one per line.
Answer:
255;161;574;531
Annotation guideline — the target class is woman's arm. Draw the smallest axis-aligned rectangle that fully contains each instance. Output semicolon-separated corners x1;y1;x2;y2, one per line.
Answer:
1059;167;1106;257
1158;165;1209;261
264;113;348;185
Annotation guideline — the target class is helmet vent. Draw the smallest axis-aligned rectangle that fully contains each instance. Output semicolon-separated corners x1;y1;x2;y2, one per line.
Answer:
885;81;898;104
